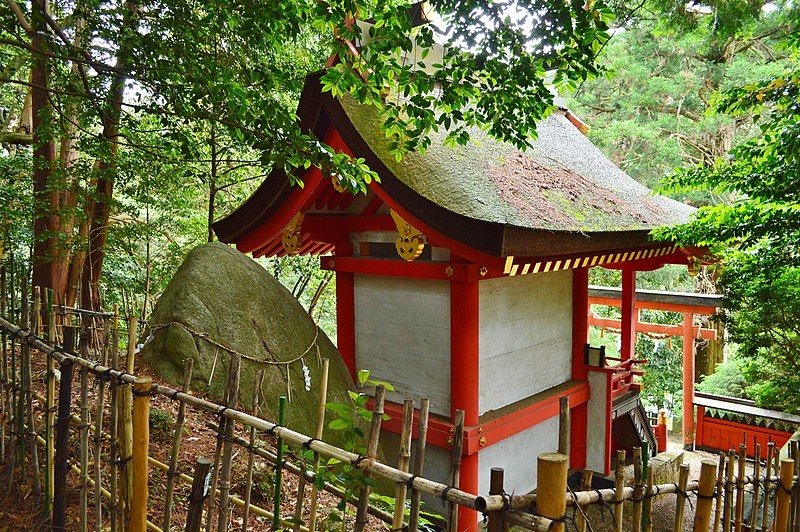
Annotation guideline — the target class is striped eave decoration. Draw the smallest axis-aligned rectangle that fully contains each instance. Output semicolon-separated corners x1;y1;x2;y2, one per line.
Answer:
503;244;678;277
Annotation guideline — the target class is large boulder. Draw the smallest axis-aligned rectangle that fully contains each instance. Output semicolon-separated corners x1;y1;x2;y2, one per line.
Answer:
140;242;356;440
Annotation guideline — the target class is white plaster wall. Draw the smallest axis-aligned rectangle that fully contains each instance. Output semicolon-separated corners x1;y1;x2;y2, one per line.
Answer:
478;270;573;414
586;371;609;473
477;415;560;495
354;274;451;415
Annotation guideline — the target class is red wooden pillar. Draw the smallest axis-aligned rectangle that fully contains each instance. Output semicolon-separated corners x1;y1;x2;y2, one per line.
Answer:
450;279;479;529
334;245;356;380
620;268;637;360
571;268;589;469
682;312;695;450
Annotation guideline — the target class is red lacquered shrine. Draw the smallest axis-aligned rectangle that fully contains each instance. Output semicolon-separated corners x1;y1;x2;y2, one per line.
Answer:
213;71;699;530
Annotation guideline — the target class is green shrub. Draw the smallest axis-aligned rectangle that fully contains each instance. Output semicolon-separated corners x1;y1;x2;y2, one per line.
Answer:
696;355;749;399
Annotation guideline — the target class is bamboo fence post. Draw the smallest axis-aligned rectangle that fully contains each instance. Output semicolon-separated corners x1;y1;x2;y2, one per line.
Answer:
632;447;643;532
644;468;654;532
792;445;800;532
724;449;735;532
558;395;570;462
5;278;17;491
205;417;225;532
694;460;719;532
773;448;781;530
52;356;76;531
44;287;56;517
130;376;152;532
674;464;690;532
0;262;6;466
94;318;111;532
576;470;594;532
762;442;776;532
614;449;626;532
354;385;386;532
392;399;415;530
750;444;761;531
185;457;213;532
408;397;430;532
775;459;795;532
447;409;466;531
26;286;42;500
735;443;746;532
118;316;138;531
537;452;568;532
79;366;90;532
305;358;330;532
12;281;27;487
162;360;194;532
487;467;504;532
241;370;262;532
216;352;242;532
110;307;121;532
274;395;288;529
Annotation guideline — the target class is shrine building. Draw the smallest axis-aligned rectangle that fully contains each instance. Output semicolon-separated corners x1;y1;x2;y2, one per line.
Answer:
212;70;699;528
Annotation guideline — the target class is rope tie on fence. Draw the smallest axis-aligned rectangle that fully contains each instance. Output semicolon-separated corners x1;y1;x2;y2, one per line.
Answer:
132;387;155;397
302;437;319;450
352;454;368;467
405;474;418;489
778;480;795;495
439;485;455;501
265;423;282;437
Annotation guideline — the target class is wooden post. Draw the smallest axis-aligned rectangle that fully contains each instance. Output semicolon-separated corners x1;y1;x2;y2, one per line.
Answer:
558;395;570;463
51;357;75;531
94;318;111;532
576;470;594;532
306;358;330;532
723;449;735;531
694;460;718;532
537;453;568;532
713;452;726;532
735;443;746;532
682;312;696;449
775;459;795;532
487;467;504;532
620;268;636;361
241;370;262;532
216;352;241;532
750;444;761;532
45;287;57;518
185;457;213;532
79;367;90;532
408;397;430;532
118;316;138;531
632;447;643;532
130;376;152;532
354;385;386;532
447;409;466;531
674;464;690;532
392;399;415;530
792;445;800;532
27;286;42;500
273;395;287;529
109;308;120;532
614;450;626;532
644;468;654;532
163;359;193;532
761;442;775;532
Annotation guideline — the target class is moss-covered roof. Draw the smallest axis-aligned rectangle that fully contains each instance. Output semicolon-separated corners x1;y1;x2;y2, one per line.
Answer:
338;93;694;233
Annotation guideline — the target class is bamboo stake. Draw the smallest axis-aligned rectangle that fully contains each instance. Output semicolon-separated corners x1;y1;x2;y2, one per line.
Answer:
354;385;386;532
110;308;121;532
408;397;430;532
12;281;27;487
119;316;138;531
773;448;781;530
131;376;153;532
694;460;718;532
776;459;795;532
750;444;761;531
0;263;7;468
644;468;654;532
792;444;800;532
632;446;643;532
306;358;330;532
163;359;193;532
216;352;242;532
94;318;111;532
735;443;746;532
576;469;594;532
674;464;690;532
614;450;626;532
241;370;262;531
52;356;76;531
558;395;570;462
537;453;568;532
724;449;735;532
447;409;466;531
79;366;90;532
185;457;213;532
205;419;225;532
274;395;287;529
487;467;504;532
392;399;415;530
44;287;56;517
762;442;775;532
713;452;726;532
25;286;42;499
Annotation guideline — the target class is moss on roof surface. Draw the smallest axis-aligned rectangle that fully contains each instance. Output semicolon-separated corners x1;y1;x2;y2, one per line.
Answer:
338;94;694;233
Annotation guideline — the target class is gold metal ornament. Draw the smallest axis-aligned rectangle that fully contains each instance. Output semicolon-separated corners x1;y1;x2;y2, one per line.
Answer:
281;212;305;255
389;209;425;261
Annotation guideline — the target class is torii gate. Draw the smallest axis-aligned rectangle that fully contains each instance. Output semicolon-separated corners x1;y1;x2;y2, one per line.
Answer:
587;285;723;449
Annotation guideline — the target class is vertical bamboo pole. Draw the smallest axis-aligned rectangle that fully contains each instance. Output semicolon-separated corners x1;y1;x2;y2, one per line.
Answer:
216;352;242;532
273;395;287;529
306;359;330;532
537;453;568;532
644;468;654;532
205;416;225;532
632;446;643;532
447;409;466;532
775;459;795;532
0;262;7;466
130;376;152;532
44;287;56;517
792;445;800;532
79;367;90;532
750;444;761;531
735;443;746;532
241;370;262;532
713;452;726;532
109;308;120;532
694;460;719;532
163;359;194;532
118;316;138;531
723;449;735;532
487;467;504;532
94;319;111;532
354;385;386;532
558;395;570;462
614;449;626;532
26;286;42;500
392;399;415;530
773;449;781;530
408;397;430;532
14;281;27;485
576;470;594;532
761;442;775;532
52;356;76;531
674;464;690;532
185;457;213;532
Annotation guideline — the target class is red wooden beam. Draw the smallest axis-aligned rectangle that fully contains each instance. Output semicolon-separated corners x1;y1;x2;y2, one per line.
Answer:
320;255;481;281
589;296;717;316
588;316;717;340
620;269;636;361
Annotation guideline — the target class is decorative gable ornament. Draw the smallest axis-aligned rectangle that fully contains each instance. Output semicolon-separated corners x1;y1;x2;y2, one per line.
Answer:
390;209;425;261
281;212;305;255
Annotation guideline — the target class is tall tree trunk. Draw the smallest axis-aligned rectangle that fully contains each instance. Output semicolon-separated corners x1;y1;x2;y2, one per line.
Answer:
207;124;217;243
